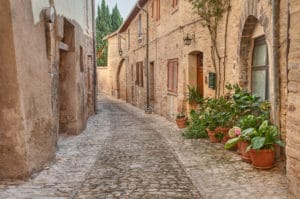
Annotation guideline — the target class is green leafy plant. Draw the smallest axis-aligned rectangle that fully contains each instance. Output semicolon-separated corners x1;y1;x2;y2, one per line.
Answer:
187;85;203;104
183;110;208;139
246;121;285;151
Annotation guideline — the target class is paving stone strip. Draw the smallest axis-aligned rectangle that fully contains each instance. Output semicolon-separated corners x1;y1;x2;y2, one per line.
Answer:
0;95;287;199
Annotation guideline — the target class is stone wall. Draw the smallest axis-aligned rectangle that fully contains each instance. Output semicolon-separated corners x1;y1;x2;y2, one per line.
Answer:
97;67;111;95
106;0;288;122
0;0;95;179
286;0;300;197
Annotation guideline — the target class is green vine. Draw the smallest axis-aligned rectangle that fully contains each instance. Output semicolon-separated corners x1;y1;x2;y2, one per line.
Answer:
189;0;231;97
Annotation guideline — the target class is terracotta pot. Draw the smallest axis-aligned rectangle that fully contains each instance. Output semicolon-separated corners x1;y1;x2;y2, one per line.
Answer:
240;141;251;163
176;118;186;129
236;141;242;154
207;129;220;143
215;127;230;144
249;149;275;169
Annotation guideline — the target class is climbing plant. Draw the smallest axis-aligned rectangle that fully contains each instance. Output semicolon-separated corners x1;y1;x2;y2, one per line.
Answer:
189;0;231;97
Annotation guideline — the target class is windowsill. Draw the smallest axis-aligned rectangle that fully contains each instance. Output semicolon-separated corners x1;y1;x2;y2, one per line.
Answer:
171;7;178;15
167;91;178;96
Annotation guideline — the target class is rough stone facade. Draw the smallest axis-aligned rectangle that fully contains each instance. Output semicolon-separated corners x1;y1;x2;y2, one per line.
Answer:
0;0;95;179
286;0;300;198
101;0;300;197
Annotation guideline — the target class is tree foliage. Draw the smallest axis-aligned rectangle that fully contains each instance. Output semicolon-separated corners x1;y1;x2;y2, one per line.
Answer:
96;0;123;66
188;0;231;97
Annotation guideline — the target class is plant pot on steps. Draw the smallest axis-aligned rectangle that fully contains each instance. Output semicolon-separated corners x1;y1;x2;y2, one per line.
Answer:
249;149;275;169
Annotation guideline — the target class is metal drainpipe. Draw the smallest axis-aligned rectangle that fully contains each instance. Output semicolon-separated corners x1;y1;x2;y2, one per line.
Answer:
137;2;152;113
272;0;280;126
92;0;97;114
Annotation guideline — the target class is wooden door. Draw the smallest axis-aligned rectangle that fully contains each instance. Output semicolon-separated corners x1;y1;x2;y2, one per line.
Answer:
197;53;204;97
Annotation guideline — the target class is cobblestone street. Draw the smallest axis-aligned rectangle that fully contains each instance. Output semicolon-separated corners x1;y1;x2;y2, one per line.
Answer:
0;95;287;199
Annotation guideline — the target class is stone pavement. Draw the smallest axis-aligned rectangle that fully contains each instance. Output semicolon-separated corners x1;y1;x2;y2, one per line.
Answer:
0;95;287;199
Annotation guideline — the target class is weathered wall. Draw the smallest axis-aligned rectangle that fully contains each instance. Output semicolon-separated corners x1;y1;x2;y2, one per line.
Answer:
0;0;95;179
97;67;110;95
0;0;29;179
286;0;300;198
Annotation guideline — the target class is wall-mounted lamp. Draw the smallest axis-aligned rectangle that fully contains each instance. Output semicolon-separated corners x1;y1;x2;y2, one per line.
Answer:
183;33;195;46
119;49;123;56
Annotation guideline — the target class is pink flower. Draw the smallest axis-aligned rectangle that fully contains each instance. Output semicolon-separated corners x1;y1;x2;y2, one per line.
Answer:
234;127;241;136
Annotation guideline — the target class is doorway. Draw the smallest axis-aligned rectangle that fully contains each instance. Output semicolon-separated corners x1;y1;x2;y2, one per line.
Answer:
196;53;204;97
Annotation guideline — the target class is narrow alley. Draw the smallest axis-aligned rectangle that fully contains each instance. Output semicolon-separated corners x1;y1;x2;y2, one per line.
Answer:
0;96;287;199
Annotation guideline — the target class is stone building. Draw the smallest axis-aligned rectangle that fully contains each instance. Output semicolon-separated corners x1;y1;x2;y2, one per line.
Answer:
100;0;300;197
0;0;96;179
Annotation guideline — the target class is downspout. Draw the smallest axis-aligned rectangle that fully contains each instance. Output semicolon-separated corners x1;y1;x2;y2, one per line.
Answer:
137;2;152;113
272;0;280;126
92;0;97;114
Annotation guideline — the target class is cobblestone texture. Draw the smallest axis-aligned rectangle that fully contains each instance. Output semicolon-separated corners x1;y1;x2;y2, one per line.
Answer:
0;95;287;198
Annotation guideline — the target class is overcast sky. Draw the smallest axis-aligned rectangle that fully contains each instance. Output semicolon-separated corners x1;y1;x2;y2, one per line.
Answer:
95;0;136;19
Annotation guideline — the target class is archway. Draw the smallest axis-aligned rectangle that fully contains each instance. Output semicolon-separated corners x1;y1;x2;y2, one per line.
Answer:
58;18;77;134
116;59;127;101
187;51;204;96
239;15;269;100
187;51;204;112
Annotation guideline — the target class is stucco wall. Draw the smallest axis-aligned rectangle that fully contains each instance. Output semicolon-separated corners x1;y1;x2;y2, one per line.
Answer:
0;0;95;179
31;0;93;37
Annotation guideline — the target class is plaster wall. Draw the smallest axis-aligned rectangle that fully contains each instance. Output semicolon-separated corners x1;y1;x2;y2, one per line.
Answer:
0;0;95;179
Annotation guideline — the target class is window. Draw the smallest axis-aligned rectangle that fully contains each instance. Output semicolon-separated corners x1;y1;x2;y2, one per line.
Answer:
167;59;178;93
151;1;154;18
156;0;160;21
138;14;142;39
80;46;84;72
172;0;178;7
128;29;130;49
251;36;269;100
136;61;143;87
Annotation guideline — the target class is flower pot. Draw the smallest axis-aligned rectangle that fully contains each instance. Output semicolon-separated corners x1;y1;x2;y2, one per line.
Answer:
207;129;220;143
215;127;230;144
236;141;242;154
176;118;186;129
240;141;251;163
249;149;275;169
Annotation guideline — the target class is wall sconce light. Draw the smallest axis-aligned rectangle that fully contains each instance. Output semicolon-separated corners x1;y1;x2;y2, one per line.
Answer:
183;33;195;46
119;49;123;56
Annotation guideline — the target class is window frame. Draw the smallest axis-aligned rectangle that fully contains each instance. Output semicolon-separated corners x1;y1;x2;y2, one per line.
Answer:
172;0;178;8
136;61;144;87
138;14;142;39
251;36;269;100
167;58;178;94
156;0;160;22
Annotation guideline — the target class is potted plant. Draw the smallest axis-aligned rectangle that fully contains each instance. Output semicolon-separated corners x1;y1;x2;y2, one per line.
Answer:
176;112;187;129
225;127;253;162
245;121;285;169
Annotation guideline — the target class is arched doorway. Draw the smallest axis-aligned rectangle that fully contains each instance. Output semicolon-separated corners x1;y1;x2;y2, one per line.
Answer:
239;15;269;100
116;59;127;101
188;51;204;96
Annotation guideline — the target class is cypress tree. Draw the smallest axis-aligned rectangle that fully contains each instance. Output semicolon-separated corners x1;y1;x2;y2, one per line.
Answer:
96;0;123;66
111;5;123;32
